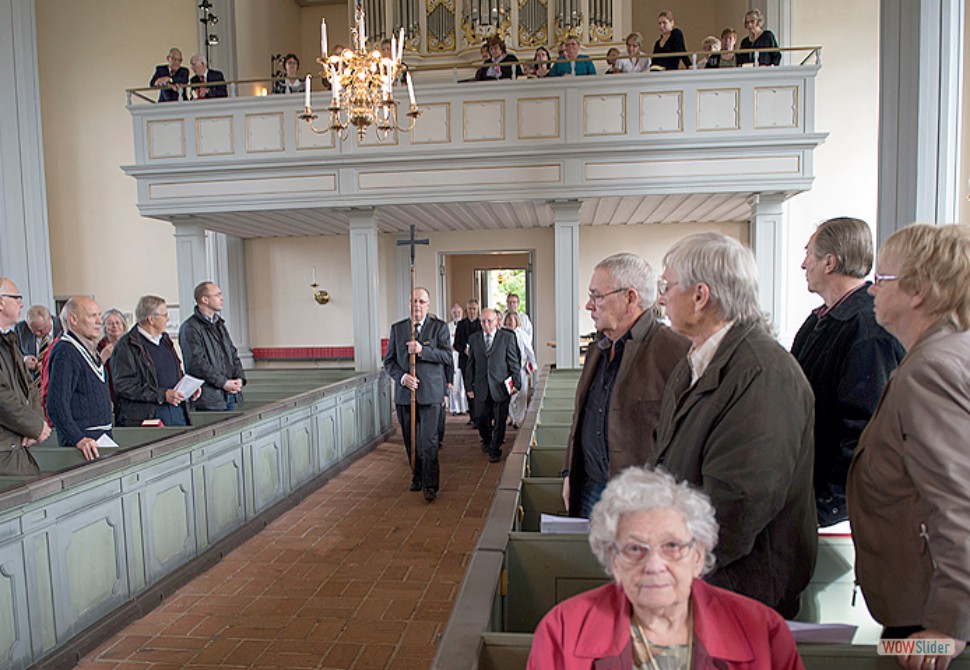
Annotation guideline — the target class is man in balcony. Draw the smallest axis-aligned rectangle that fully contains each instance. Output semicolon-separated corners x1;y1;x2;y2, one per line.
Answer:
549;36;596;77
791;217;903;527
150;47;189;102
188;53;227;99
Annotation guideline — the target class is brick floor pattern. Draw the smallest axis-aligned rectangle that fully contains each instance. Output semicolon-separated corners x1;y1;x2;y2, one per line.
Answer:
76;415;504;670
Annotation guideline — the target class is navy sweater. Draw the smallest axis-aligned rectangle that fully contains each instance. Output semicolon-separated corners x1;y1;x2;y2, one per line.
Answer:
46;333;113;446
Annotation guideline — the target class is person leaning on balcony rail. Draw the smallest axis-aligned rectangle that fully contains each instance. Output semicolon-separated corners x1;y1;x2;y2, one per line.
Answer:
549;35;596;76
848;223;970;670
150;47;189;102
603;48;621;75
529;467;805;670
522;46;552;78
737;9;781;66
713;28;740;68
188;53;227;99
614;31;650;73
652;11;691;70
699;36;722;69
475;36;521;81
272;53;305;95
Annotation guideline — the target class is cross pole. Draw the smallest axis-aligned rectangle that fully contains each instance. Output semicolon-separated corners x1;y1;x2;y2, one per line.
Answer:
396;224;429;474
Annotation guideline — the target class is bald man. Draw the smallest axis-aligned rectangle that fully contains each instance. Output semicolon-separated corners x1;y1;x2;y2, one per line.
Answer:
46;296;113;461
0;277;51;475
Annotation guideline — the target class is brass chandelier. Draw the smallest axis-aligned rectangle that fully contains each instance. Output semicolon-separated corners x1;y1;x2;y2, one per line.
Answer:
300;3;421;141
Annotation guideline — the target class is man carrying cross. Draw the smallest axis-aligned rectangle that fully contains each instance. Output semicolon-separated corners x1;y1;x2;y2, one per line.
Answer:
383;286;452;502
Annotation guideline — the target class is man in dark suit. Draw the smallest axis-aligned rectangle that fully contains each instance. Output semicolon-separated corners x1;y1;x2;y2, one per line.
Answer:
383;287;452;501
465;308;520;463
452;298;481;423
150;48;189;102
15;304;63;382
188;53;228;99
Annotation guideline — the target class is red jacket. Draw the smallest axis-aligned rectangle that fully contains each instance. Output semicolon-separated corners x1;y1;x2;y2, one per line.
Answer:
528;580;804;670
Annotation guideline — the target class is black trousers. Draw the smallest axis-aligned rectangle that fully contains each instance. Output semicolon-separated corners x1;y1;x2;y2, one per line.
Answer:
476;393;509;457
397;403;440;491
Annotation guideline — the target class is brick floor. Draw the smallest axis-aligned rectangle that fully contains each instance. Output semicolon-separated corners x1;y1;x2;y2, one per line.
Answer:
74;414;505;670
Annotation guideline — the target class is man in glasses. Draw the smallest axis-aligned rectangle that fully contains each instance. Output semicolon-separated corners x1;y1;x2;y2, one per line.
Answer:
15;303;62;382
561;253;688;518
0;277;51;475
791;217;903;527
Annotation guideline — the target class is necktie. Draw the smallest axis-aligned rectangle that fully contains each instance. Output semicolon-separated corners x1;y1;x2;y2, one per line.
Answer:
414;322;421;340
34;336;50;382
485;333;493;353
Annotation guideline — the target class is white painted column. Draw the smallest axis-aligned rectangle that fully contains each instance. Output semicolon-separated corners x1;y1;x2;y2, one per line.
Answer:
349;208;381;372
877;0;964;245
173;222;208;326
0;0;53;307
206;231;253;368
748;193;787;335
552;200;582;370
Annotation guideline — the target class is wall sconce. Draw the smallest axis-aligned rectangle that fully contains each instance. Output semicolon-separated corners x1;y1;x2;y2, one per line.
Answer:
311;267;330;304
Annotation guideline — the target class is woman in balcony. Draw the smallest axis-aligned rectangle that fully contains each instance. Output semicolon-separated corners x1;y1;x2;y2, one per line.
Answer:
714;28;740;68
475;36;521;80
528;467;804;670
614;32;649;73
522;46;551;78
651;11;691;71
737;9;781;66
272;54;305;95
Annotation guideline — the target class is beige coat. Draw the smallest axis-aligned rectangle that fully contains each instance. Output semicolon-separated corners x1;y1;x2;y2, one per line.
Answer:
848;324;970;640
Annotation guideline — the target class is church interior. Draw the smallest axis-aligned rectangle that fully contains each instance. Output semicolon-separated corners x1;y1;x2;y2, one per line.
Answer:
1;0;969;668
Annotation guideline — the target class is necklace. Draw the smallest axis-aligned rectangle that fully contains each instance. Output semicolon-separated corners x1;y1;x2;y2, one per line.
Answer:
631;603;693;670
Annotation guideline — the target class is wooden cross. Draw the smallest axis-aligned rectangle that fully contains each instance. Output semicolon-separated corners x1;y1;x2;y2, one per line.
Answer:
396;225;429;472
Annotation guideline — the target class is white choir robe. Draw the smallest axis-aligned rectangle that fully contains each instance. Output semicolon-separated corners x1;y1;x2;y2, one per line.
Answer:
508;327;537;427
447;320;468;414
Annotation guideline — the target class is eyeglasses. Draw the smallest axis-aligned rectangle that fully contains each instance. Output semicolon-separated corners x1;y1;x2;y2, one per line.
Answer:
612;539;695;565
588;287;629;304
0;294;23;303
656;278;680;296
873;273;899;286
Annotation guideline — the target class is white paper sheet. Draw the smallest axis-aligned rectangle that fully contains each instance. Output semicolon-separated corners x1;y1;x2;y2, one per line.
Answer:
173;374;204;398
786;621;858;644
540;513;590;535
96;433;119;447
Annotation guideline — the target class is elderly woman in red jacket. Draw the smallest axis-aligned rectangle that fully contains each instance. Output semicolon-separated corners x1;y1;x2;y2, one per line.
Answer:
528;467;804;669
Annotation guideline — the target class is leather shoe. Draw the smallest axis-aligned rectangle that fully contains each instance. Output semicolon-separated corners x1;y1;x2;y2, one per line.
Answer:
423;488;437;502
481;442;489;453
488;452;502;463
409;480;422;492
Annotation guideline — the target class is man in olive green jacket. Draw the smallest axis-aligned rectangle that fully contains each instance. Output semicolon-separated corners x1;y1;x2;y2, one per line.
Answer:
0;277;52;476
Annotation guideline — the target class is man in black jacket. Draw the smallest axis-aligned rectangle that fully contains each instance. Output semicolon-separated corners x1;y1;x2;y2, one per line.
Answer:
383;288;452;501
111;295;197;427
179;282;246;412
150;48;189;102
452;298;481;424
465;309;520;463
188;53;228;99
791;217;903;526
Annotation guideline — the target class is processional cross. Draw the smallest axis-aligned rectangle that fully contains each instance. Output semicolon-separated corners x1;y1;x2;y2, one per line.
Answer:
396;225;429;472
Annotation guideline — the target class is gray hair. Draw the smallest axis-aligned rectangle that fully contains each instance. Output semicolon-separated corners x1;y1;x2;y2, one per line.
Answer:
663;232;763;325
101;308;128;337
59;302;71;333
595;252;658;312
589;467;719;577
812;217;873;278
25;304;52;325
189;53;205;66
134;295;166;324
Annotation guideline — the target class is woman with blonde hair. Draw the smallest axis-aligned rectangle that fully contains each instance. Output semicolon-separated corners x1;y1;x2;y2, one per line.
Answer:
615;31;649;73
737;9;781;66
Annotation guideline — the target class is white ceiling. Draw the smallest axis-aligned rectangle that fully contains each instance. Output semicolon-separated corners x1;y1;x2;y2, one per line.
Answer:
171;193;755;238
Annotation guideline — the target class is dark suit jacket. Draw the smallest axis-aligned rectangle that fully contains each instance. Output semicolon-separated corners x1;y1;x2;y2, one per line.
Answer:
383;317;452;406
15;318;63;359
453;317;481;372
190;69;228;98
464;328;520;407
150;64;189;102
474;54;522;80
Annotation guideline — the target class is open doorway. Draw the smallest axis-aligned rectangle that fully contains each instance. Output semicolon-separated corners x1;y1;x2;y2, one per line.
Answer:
439;250;534;338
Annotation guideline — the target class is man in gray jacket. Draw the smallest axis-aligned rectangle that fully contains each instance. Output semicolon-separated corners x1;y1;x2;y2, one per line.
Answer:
179;282;246;411
653;233;816;620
